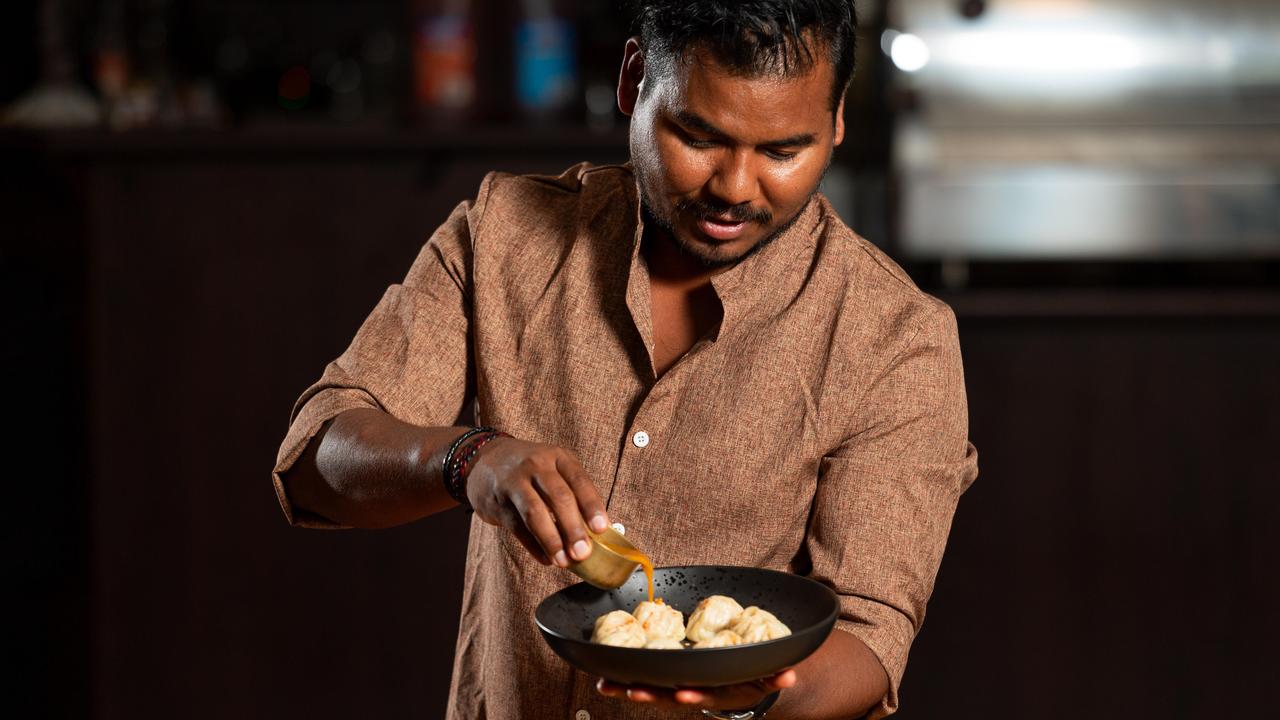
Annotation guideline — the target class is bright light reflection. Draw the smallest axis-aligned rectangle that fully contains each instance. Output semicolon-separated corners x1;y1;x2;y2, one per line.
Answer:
937;32;1143;72
891;33;931;73
880;29;900;57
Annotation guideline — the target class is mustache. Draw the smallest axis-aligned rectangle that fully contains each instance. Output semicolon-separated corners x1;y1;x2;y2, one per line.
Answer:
675;198;772;225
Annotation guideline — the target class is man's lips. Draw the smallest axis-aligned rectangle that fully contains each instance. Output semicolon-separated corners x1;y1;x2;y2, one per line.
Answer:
694;216;750;241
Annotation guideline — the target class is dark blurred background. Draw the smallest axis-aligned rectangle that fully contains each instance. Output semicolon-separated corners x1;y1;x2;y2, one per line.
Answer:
2;1;1277;718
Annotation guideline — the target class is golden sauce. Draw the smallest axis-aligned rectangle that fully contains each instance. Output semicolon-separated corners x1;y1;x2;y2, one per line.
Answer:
596;537;656;602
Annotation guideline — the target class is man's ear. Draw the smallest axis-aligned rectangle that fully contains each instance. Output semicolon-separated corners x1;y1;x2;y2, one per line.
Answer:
617;37;645;117
833;92;846;146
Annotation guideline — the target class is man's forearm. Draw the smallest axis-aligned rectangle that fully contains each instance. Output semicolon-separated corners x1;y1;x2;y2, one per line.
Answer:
282;408;465;528
771;629;889;720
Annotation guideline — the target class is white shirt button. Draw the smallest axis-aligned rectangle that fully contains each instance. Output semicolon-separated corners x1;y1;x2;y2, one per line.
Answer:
632;431;650;448
575;710;590;720
611;522;626;535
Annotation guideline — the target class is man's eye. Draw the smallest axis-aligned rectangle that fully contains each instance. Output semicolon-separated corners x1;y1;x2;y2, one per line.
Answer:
681;135;717;149
764;148;798;161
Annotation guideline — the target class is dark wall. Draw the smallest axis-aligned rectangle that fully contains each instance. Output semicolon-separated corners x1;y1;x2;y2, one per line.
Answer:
0;2;38;104
901;305;1280;718
80;143;476;718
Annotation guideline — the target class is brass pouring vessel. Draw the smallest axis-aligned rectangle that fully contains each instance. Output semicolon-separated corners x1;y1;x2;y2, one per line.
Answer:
566;526;642;590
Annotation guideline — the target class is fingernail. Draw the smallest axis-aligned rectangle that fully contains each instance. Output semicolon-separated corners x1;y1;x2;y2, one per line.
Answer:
572;540;591;560
589;514;608;532
554;550;568;567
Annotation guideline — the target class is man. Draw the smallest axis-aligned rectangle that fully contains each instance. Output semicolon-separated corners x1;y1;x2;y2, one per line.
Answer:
273;1;978;718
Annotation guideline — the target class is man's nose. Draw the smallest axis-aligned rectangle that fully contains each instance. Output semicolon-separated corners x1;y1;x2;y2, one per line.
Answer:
707;149;758;208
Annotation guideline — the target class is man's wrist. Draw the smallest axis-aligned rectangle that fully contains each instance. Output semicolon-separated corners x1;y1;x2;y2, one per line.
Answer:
442;426;510;506
701;691;781;719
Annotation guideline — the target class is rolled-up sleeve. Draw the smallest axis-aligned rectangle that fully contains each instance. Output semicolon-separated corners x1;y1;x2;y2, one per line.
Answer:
271;180;492;528
807;303;979;718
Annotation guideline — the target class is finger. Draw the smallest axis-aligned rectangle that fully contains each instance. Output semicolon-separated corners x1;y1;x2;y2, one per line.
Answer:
508;486;568;567
674;679;772;709
622;681;670;702
606;683;682;709
625;687;653;703
768;669;798;690
556;453;609;533
624;686;675;704
674;689;706;705
497;505;551;565
532;471;592;562
512;525;552;566
595;679;624;698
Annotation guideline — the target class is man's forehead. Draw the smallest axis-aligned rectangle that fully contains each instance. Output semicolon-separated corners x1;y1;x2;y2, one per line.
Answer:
664;41;833;88
655;46;835;138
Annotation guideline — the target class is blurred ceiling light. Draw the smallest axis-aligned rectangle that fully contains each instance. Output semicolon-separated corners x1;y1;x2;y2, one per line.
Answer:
327;58;363;94
1205;37;1236;71
881;29;900;57
891;33;932;73
937;31;1143;72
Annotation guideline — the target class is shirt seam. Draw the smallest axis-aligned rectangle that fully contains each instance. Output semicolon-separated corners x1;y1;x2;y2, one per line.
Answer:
470;171;500;251
850;235;937;304
840;304;943;452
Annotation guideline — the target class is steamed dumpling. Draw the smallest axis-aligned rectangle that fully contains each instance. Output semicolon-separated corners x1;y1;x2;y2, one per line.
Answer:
730;606;791;643
644;637;685;650
685;595;744;643
592;610;646;648
591;595;788;651
633;600;685;643
693;629;743;648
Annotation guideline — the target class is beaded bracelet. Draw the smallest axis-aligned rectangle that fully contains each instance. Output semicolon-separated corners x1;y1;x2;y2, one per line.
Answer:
443;427;512;507
449;430;512;505
443;427;494;505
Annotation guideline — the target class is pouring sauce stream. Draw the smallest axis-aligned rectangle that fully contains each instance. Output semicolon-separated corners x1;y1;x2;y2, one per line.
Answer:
594;536;655;602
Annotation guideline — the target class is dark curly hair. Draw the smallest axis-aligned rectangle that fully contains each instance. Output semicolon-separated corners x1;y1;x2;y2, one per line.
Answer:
632;0;858;112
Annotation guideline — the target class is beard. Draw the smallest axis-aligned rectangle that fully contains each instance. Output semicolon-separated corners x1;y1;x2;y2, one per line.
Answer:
639;193;814;269
635;161;830;270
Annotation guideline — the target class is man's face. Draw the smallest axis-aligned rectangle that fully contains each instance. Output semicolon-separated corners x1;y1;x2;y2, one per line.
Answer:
622;41;845;268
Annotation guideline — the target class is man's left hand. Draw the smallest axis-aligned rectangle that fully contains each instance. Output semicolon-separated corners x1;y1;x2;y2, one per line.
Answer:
595;669;796;711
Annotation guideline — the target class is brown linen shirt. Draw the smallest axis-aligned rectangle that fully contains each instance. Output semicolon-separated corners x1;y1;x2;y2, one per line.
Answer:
273;162;978;720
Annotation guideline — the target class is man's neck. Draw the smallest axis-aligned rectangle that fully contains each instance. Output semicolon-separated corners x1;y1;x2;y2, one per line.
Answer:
641;228;729;290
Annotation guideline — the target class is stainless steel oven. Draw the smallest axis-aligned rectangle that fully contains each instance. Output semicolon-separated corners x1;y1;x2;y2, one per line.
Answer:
886;0;1280;260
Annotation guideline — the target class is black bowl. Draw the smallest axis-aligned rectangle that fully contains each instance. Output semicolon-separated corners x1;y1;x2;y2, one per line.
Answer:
535;565;839;688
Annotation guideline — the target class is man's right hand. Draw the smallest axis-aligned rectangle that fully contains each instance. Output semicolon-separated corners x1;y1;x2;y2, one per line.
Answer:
465;437;610;567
